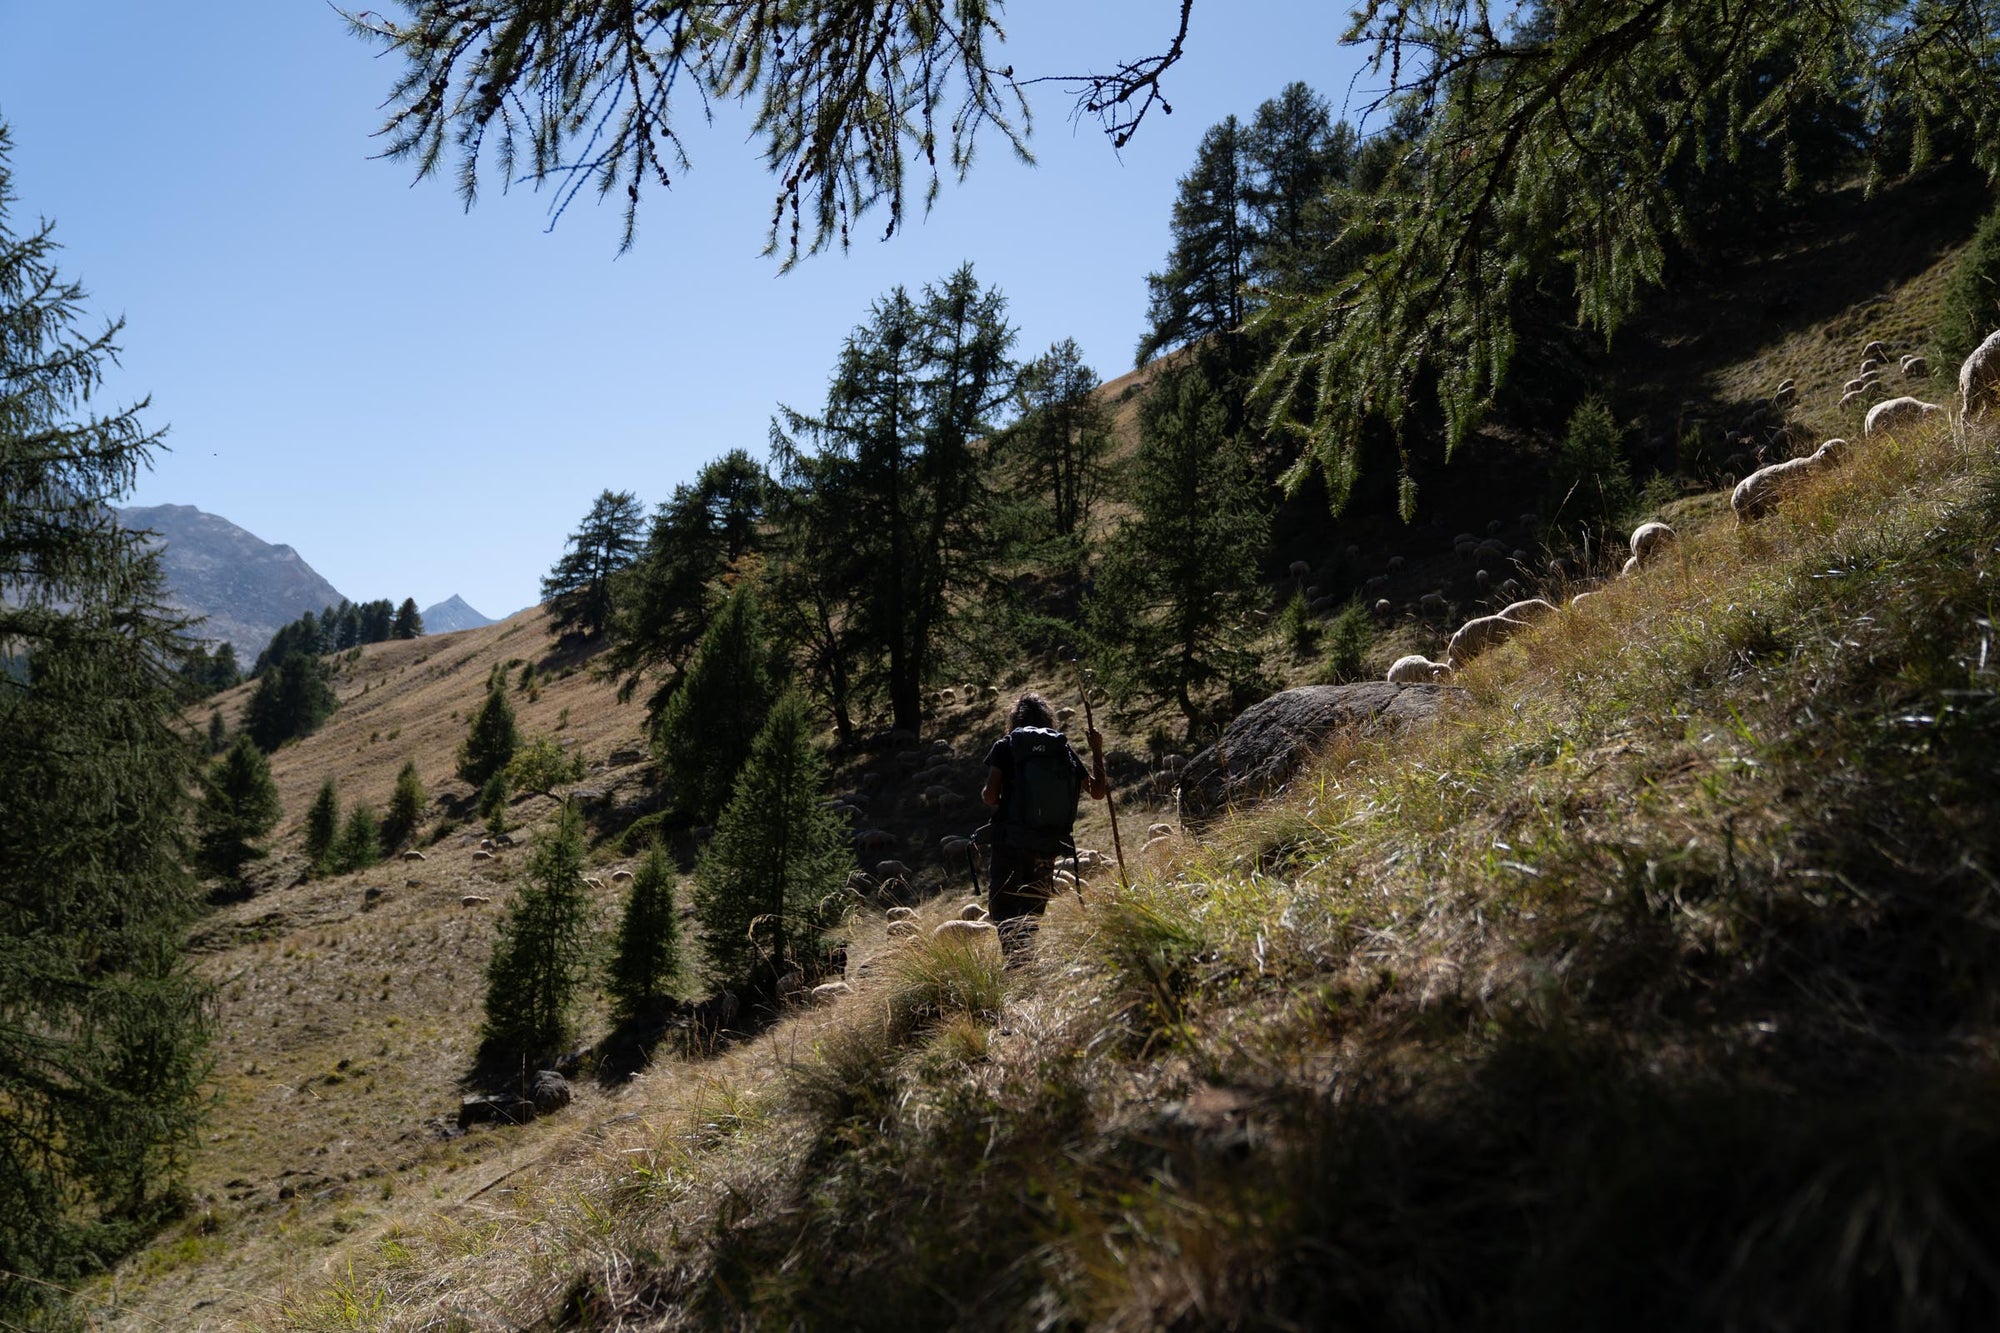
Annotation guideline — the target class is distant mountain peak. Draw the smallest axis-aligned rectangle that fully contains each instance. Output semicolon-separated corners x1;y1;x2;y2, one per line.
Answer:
116;504;348;660
420;594;495;634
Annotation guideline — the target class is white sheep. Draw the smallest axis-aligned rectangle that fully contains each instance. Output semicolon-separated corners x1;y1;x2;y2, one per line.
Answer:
1729;438;1846;522
960;902;988;921
811;981;853;1003
1903;354;1929;377
1620;555;1641;578
611;869;634;883
1863;396;1943;438
1444;613;1528;664
1839;388;1866;410
1629;521;1677;565
887;920;921;939
875;859;913;883
1859;357;1885;376
886;906;916;922
1374;598;1393;616
1147;822;1174;839
471;850;494;862
932;919;998;943
402;850;426;862
1863;339;1887;361
1570;590;1603;609
1499;598;1557;623
1419;592;1448;613
460;894;491;906
1961;328;2000;420
1386;654;1455;684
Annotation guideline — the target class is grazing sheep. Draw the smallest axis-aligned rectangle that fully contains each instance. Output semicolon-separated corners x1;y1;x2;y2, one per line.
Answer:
1771;383;1797;409
1444;613;1529;664
933;919;999;943
940;687;956;705
612;869;634;882
1453;532;1477;547
1486;519;1504;536
1570;590;1603;609
1387;555;1406;572
887;920;921;940
1863;395;1943;438
1863;339;1887;361
1304;585;1321;599
1387;654;1455;684
1052;868;1078;888
1056;706;1075;724
1961;328;2000;420
1364;575;1390;592
1374;598;1393;616
855;828;897;854
811;981;853;1003
1475;569;1491;589
960;902;988;921
402;850;426;862
461;894;491;906
1344;544;1361;560
1497;578;1523;600
940;835;976;858
472;850;494;862
886;905;916;922
1629;521;1677;564
1519;511;1540;527
1859;357;1886;376
1500;598;1557;623
875;860;913;883
584;876;605;890
1288;559;1310;578
1620;555;1641;577
1309;596;1340;614
1163;754;1188;772
1903;355;1929;377
1418;591;1448;613
1730;438;1847;522
1839;388;1866;410
1147;822;1174;839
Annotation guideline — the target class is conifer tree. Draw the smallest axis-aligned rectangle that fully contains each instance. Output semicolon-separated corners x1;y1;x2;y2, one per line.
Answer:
244;653;337;751
542;489;646;641
1093;367;1270;738
206;707;228;755
456;682;519;788
381;760;426;850
691;695;852;991
305;778;341;871
607;840;682;1016
196;734;284;884
653;583;778;823
1137;117;1252;366
0;121;208;1313
1007;338;1113;545
392;597;424;639
482;803;594;1057
507;735;586;798
331;805;382;874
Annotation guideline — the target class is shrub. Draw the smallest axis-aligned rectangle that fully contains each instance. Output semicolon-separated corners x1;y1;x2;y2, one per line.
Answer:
478;772;510;835
1276;590;1318;658
506;734;586;797
1935;200;2000;372
1317;600;1374;683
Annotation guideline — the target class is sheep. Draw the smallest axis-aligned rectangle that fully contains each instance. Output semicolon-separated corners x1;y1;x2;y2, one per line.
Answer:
887;920;921;940
1859;357;1886;376
1288;559;1311;578
1418;591;1448;613
1387;555;1406;572
1453;532;1477;547
1363;575;1390;592
1518;511;1541;527
933;919;999;944
1486;519;1504;536
939;687;956;704
1444;613;1529;664
584;876;605;890
612;869;634;882
1863;396;1942;438
1147;822;1174;839
1961;328;2000;420
811;981;853;1003
471;850;494;862
855;828;897;854
1344;544;1361;560
1309;596;1340;614
1163;754;1188;773
1052;868;1078;888
1387;654;1455;684
923;783;954;800
1497;578;1523;600
1304;585;1321;599
875;859;913;883
1570;590;1603;609
1771;383;1797;409
1863;339;1887;361
886;905;916;922
1620;555;1642;577
1730;438;1848;522
984;685;1001;701
960;902;988;921
1500;598;1558;623
1374;598;1393;616
1475;569;1492;590
1839;389;1866;410
1903;355;1929;378
1629;521;1677;565
940;835;976;858
402;850;426;862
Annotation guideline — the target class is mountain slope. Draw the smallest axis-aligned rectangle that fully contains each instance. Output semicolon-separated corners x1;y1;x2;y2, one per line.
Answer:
118;504;348;659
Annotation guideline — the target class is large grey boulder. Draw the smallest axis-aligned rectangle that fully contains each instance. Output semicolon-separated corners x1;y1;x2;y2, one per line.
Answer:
1176;683;1458;828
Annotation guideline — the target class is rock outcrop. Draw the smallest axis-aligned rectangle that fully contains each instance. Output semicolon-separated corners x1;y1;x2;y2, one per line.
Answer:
1177;683;1458;828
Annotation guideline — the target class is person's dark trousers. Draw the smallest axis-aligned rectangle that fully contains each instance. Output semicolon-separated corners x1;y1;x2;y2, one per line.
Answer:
988;845;1054;963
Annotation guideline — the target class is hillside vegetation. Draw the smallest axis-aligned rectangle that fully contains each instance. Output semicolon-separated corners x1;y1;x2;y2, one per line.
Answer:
73;222;2000;1328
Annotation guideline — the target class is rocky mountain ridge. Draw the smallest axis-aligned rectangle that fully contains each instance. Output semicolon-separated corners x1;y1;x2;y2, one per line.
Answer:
117;504;348;659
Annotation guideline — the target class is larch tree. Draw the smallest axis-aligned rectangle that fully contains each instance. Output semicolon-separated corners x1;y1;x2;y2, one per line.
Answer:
456;681;520;788
381;759;427;850
392;597;424;639
691;695;853;993
652;582;778;824
0;121;210;1318
1136;115;1253;367
772;266;1014;736
541;488;646;641
482;802;595;1059
195;734;284;886
606;840;682;1017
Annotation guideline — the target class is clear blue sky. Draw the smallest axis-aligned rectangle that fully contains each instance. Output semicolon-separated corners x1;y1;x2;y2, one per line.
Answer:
1;2;1374;619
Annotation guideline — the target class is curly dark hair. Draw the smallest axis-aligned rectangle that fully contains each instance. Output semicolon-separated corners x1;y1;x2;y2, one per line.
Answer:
1008;691;1057;730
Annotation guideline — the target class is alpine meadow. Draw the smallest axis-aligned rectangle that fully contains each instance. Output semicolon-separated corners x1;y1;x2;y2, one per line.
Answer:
10;2;2000;1328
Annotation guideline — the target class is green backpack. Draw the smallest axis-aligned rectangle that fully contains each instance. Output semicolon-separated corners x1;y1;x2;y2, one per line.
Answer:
1003;727;1081;855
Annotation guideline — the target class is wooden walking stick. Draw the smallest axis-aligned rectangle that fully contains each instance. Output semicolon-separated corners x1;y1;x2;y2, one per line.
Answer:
1062;647;1129;892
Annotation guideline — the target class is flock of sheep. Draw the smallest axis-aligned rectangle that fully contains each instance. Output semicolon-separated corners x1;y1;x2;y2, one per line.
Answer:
1383;328;2000;686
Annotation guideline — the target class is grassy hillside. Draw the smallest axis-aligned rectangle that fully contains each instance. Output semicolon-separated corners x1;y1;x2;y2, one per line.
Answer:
76;190;2000;1327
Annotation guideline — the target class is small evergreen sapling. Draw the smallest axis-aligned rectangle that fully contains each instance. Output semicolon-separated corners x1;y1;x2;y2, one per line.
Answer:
607;840;682;1016
196;734;283;884
305;779;340;871
692;695;853;992
457;682;519;788
381;760;425;850
482;803;595;1058
479;772;511;835
506;735;585;797
332;805;381;873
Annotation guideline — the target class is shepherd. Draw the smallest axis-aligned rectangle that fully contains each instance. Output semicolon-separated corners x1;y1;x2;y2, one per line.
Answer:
978;692;1108;961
